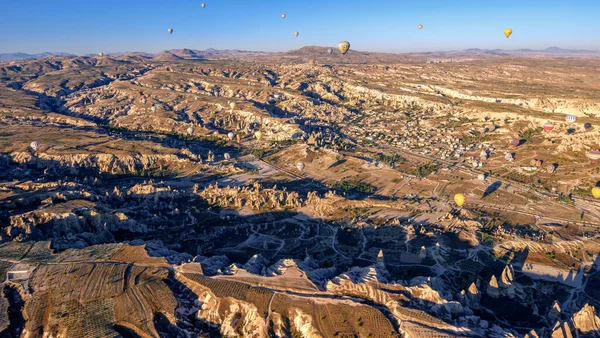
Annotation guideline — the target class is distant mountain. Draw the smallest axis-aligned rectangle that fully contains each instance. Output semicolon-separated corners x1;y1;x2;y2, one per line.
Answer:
1;46;598;64
161;48;275;59
479;47;599;55
0;52;76;62
153;52;184;62
275;46;426;64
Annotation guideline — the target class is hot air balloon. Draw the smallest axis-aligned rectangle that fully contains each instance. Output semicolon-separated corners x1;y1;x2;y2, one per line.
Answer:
454;193;465;207
255;131;263;141
224;153;231;160
140;95;147;104
227;132;235;141
252;71;257;76
201;3;205;8
294;32;299;37
543;122;554;132
168;28;173;34
338;41;350;55
230;102;236;110
418;24;423;30
99;52;104;57
512;138;520;147
296;162;305;171
477;173;486;181
592;187;600;199
587;150;600;161
187;127;194;135
151;106;156;113
30;141;40;152
236;134;241;143
281;13;286;19
327;48;333;54
504;28;513;38
566;115;576;125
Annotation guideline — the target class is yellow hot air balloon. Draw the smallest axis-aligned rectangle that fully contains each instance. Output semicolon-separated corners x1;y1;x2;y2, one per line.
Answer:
418;24;423;30
504;28;513;38
454;193;465;207
230;102;236;110
236;134;241;143
592;187;600;199
255;131;263;141
294;31;299;37
338;41;350;55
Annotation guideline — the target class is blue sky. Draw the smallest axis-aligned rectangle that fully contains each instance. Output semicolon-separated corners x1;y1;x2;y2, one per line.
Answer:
1;0;598;54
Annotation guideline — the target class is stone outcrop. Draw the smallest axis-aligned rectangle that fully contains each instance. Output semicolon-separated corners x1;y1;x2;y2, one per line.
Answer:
549;300;562;322
500;264;514;287
571;303;600;334
551;321;574;338
487;275;500;298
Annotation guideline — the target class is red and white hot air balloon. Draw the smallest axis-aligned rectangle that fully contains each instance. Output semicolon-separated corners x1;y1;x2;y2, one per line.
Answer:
543;122;554;132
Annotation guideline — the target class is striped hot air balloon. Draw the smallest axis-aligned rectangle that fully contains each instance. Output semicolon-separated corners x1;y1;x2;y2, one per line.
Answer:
566;115;576;125
543;122;554;132
587;149;600;161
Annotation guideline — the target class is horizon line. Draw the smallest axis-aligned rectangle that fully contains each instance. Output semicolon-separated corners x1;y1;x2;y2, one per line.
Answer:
2;45;600;57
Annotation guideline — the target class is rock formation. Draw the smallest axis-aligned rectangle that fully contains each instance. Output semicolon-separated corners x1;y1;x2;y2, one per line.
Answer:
549;300;562;322
487;275;500;298
571;303;600;334
551;321;574;338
